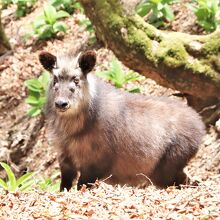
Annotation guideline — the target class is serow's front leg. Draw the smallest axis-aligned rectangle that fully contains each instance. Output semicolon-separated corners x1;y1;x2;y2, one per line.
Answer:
77;175;97;190
77;169;99;190
59;156;77;192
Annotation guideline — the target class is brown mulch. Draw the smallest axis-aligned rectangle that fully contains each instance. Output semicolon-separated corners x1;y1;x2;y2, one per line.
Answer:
0;182;220;219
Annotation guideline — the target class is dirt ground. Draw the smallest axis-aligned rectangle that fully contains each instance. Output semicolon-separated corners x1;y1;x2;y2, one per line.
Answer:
0;0;220;219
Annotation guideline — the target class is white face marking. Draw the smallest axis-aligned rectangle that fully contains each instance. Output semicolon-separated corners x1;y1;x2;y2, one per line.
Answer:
53;68;60;77
53;54;82;78
87;74;96;99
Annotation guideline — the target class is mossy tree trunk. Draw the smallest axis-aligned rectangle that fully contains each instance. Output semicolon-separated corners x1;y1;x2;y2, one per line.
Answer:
79;0;220;125
0;10;11;56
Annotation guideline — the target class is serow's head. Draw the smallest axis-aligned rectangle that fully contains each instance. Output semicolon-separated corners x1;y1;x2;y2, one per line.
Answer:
39;50;96;115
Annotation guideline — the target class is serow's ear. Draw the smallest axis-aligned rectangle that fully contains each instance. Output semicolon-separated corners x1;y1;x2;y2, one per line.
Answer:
78;50;96;74
39;51;57;72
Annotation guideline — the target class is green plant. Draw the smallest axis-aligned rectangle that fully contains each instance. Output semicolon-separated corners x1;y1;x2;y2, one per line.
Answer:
79;18;94;34
136;0;176;27
12;0;36;18
189;0;220;32
24;71;50;117
49;0;83;14
36;175;60;192
79;18;96;44
0;162;34;192
0;0;12;9
31;4;69;40
37;178;60;192
96;57;142;93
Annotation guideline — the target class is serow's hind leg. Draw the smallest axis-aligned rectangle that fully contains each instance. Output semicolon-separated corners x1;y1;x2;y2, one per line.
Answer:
150;150;190;188
173;170;190;189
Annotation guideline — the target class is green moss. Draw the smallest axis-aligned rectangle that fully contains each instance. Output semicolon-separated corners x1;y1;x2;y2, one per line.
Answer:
94;2;157;64
185;57;220;82
95;0;127;35
156;39;188;68
186;59;211;75
128;15;161;41
202;34;220;55
108;0;124;16
108;14;124;30
126;27;155;62
210;56;220;72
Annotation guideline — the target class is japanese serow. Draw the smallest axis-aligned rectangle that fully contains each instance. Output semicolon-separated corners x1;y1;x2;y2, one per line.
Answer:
39;50;205;191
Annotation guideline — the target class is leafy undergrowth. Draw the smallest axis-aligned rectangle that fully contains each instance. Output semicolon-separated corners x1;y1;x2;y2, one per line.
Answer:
0;182;219;219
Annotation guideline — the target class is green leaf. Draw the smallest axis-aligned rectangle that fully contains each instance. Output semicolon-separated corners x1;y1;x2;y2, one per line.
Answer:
151;19;164;28
37;25;54;39
15;8;25;17
111;58;124;87
47;182;60;192
19;179;35;192
162;5;174;21
79;19;94;33
28;90;40;99
125;71;141;83
189;0;219;33
202;21;213;31
127;87;141;93
24;79;42;92
0;178;7;190
27;107;42;117
49;0;62;8
79;19;91;26
56;10;69;19
26;96;39;105
53;21;67;33
32;15;45;30
44;4;57;24
25;72;49;117
96;71;111;79
157;2;164;11
38;71;50;90
88;36;97;45
196;8;208;20
136;2;152;17
0;162;16;192
38;96;46;106
96;58;143;88
151;0;160;3
37;178;52;190
16;172;34;188
72;2;83;12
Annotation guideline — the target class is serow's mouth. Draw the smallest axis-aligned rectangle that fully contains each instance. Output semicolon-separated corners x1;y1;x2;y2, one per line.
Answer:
55;100;70;112
55;105;70;113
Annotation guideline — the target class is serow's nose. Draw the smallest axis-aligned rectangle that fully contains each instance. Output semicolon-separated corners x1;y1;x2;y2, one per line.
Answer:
55;100;69;110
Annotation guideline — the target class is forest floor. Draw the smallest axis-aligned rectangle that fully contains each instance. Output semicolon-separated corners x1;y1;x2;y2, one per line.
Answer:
0;0;220;219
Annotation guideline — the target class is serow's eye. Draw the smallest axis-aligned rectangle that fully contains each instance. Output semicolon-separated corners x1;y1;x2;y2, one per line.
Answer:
69;87;75;93
53;76;58;86
72;76;79;85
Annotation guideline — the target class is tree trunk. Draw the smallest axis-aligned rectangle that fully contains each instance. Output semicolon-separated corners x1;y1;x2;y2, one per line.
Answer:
79;0;220;124
0;10;11;56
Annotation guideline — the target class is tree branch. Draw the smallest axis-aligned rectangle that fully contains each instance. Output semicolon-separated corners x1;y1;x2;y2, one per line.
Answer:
0;10;11;56
79;0;220;101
